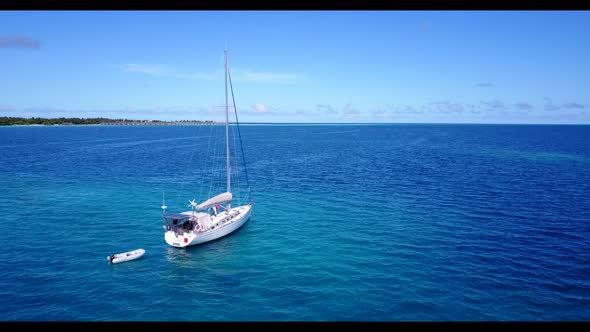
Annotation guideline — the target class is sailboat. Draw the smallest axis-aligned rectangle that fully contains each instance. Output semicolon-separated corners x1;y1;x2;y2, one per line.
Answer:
161;49;254;248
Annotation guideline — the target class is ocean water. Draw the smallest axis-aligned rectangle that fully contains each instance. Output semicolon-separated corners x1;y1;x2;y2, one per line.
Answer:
0;124;589;321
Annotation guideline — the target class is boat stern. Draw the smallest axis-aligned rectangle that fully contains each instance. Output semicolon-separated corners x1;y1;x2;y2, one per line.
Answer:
164;231;193;248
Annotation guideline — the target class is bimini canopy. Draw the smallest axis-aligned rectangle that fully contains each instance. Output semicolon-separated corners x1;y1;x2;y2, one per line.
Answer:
164;213;191;220
195;192;232;211
163;213;191;224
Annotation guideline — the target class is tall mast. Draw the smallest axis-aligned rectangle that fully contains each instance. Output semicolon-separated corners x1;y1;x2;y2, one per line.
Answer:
224;49;231;203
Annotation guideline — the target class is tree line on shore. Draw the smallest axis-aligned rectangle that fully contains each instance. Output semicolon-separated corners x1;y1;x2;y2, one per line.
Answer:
0;117;220;126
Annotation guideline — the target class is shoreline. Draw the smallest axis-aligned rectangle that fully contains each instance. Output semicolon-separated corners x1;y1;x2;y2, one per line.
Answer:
0;122;224;127
0;117;223;127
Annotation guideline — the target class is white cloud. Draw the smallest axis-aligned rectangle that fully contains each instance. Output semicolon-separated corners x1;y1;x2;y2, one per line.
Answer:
515;102;534;111
480;100;507;112
253;103;270;113
342;104;361;119
373;109;394;118
317;104;337;114
544;98;561;111
0;36;40;49
116;63;303;84
0;105;16;112
563;102;585;109
117;63;170;76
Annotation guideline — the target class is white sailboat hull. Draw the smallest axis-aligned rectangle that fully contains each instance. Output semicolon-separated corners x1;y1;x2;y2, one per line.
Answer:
164;204;252;248
162;50;253;249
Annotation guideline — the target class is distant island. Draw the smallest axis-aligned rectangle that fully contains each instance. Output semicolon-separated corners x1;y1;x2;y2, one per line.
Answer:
0;117;221;126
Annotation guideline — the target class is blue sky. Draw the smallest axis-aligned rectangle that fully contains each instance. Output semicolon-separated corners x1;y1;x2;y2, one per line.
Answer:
1;10;589;123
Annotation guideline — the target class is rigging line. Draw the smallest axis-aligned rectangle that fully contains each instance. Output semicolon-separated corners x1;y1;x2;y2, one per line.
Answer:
211;119;225;199
208;121;220;199
234;125;243;203
228;67;252;201
206;124;214;199
230;117;241;204
199;118;216;202
178;120;204;200
233;131;245;206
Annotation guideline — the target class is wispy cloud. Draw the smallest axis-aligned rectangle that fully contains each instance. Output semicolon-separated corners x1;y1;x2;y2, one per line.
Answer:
515;102;534;111
117;63;170;76
116;63;303;84
342;104;361;119
252;103;274;113
388;105;424;114
121;106;210;116
207;104;238;116
544;98;561;111
4;106;213;121
475;82;494;88
481;100;507;112
6;99;590;124
0;36;40;49
465;104;482;114
295;109;313;116
563;102;585;109
0;105;17;112
430;101;464;114
316;104;338;114
372;107;395;118
177;71;222;81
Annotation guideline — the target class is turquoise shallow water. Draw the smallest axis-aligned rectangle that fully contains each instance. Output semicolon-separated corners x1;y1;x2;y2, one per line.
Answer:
0;124;589;321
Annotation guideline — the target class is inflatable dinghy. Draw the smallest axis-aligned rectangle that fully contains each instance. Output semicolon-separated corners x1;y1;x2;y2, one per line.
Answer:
107;248;145;264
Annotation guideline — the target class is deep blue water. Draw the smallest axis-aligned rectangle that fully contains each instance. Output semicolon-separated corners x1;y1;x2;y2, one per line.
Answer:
0;124;589;321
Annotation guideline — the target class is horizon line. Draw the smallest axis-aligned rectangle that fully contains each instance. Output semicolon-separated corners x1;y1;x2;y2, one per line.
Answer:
1;116;589;126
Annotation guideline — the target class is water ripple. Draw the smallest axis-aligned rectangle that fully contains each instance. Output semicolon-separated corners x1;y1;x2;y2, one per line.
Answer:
0;124;588;321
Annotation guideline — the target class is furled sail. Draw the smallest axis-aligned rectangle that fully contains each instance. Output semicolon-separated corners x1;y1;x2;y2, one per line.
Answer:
195;192;232;211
